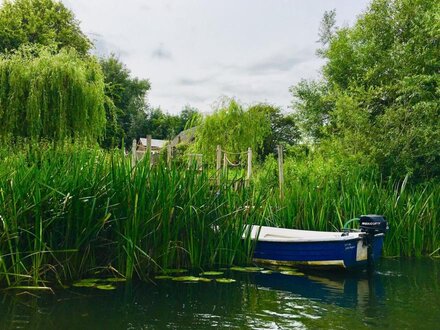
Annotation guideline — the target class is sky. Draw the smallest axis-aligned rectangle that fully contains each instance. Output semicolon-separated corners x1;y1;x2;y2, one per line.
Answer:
63;0;370;114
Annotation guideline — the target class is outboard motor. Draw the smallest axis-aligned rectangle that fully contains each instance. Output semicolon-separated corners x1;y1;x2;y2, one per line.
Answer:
359;215;388;267
360;215;388;235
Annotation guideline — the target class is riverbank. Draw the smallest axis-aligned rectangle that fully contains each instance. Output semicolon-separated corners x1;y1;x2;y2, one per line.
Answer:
1;143;438;288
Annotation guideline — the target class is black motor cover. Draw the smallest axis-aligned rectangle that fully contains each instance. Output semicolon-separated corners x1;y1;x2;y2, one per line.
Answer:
360;214;388;234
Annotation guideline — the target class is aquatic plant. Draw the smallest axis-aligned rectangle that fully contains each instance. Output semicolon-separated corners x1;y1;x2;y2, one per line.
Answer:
0;142;262;287
0;142;438;289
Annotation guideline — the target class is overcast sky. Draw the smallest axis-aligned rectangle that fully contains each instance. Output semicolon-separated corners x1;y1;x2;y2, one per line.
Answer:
63;0;370;114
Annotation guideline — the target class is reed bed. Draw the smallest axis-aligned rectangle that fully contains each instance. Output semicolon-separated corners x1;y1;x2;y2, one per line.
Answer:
257;156;440;258
0;143;265;287
0;143;438;288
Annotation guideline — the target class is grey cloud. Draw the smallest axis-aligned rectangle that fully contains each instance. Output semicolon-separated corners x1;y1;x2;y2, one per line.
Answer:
246;51;312;74
151;44;172;60
218;47;315;76
176;76;215;86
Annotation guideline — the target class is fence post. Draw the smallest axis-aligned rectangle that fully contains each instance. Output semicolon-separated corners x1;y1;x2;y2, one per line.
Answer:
197;154;203;171
246;147;252;186
131;139;137;168
167;143;172;167
277;144;284;200
223;152;227;174
146;135;152;166
216;145;222;185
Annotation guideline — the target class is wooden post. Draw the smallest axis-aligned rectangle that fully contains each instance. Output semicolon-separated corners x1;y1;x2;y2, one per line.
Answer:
146;135;152;166
246;147;252;186
197;154;202;171
167;143;172;167
131;139;137;168
216;145;222;185
223;152;227;174
277;144;284;200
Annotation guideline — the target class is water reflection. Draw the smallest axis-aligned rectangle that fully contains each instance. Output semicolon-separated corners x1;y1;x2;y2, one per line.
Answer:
0;259;439;329
251;269;385;310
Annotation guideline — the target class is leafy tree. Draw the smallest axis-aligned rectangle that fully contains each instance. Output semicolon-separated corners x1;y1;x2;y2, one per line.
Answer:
192;99;272;164
0;0;91;55
290;80;333;141
0;46;105;141
291;0;440;181
179;105;201;131
316;9;337;57
99;55;150;148
247;104;301;157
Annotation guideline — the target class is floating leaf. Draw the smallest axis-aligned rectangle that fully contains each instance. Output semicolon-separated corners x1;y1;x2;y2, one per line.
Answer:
215;278;236;284
72;282;96;288
198;277;212;283
280;271;304;276
154;275;173;280
104;278;126;282
77;278;100;283
172;276;201;282
230;266;263;272
276;266;296;271
199;271;224;276
260;270;273;274
162;269;188;274
96;284;116;290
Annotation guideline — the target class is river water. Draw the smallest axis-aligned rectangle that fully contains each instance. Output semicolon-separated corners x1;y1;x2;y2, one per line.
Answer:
1;258;439;329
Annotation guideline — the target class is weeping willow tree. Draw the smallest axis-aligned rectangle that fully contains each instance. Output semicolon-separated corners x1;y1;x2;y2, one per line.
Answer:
0;46;106;142
192;98;272;164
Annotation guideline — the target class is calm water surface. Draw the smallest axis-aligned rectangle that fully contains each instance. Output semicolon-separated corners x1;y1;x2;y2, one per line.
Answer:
1;259;439;329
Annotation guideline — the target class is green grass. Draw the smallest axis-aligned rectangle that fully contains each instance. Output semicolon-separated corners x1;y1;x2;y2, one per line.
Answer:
0;142;438;288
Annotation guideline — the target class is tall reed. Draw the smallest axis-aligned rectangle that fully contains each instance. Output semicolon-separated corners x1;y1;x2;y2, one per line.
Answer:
0;143;438;288
0;143;262;287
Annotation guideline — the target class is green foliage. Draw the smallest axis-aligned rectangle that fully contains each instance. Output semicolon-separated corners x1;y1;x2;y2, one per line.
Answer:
291;0;440;181
1;142;438;288
99;54;150;148
254;152;439;257
249;103;301;157
290;80;333;141
0;142;264;287
192;99;272;164
0;0;91;55
0;46;106;141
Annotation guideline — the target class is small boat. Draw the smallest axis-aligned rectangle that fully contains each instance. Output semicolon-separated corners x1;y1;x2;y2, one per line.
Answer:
245;215;388;269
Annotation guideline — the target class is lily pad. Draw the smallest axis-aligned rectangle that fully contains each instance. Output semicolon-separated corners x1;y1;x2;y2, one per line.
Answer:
104;277;126;283
96;284;117;290
162;268;188;274
172;276;201;282
198;277;212;283
72;279;100;288
280;270;305;276
276;266;295;271
72;282;96;288
154;275;173;280
230;266;263;272
77;278;101;283
260;270;273;274
215;278;236;284
199;271;224;276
